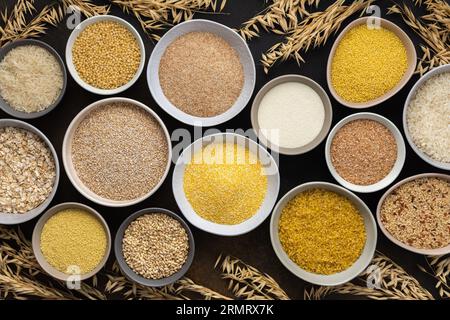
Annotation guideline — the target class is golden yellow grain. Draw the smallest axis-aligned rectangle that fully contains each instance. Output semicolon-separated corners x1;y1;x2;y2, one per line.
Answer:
183;143;267;225
40;209;107;274
72;21;141;89
279;189;366;275
331;25;408;103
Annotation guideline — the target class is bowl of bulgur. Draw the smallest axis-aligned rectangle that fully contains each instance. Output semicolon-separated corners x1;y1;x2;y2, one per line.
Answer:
377;173;450;256
114;208;195;287
62;97;172;207
0;119;59;225
65;15;145;95
270;182;377;286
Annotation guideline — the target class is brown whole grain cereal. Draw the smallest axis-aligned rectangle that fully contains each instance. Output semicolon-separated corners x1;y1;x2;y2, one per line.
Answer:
122;213;189;280
71;102;168;201
0;127;56;214
159;32;244;117
380;177;450;250
331;119;397;185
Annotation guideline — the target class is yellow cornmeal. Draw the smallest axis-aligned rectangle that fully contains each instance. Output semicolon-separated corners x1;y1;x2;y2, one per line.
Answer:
279;189;366;275
331;25;408;103
183;143;267;225
40;209;107;274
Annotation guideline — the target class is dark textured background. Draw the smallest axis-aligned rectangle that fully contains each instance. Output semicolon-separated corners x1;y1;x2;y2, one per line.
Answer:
1;0;447;299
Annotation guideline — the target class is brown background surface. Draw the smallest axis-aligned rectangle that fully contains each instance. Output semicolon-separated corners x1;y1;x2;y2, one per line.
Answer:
0;0;447;299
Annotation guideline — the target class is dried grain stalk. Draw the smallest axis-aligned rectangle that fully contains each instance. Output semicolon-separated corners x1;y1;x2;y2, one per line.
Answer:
418;255;450;299
261;0;373;73
304;252;434;300
215;255;290;300
238;0;320;40
388;2;450;75
111;0;226;41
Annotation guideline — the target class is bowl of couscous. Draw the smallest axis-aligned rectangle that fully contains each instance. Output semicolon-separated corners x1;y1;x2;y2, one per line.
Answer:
270;181;377;286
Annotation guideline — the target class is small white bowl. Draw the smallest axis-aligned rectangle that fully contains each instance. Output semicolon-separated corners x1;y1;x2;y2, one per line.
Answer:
325;112;406;193
65;15;145;95
148;19;256;127
0;119;59;225
32;202;111;281
270;182;377;286
62;97;172;207
403;64;450;171
172;133;280;236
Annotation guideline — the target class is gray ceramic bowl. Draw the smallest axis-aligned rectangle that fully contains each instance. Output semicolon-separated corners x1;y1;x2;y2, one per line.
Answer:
270;182;377;286
403;64;450;171
376;173;450;256
114;208;195;287
0;119;60;225
0;39;67;119
251;74;332;155
32;202;111;281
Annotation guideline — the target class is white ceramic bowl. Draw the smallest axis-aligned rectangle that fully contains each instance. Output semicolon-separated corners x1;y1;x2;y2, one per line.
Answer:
376;173;450;256
172;133;280;236
325;112;406;193
32;202;111;281
403;64;450;171
0;119;59;225
326;17;416;109
65;15;145;95
62;97;172;207
270;182;377;286
148;19;256;127
250;74;333;155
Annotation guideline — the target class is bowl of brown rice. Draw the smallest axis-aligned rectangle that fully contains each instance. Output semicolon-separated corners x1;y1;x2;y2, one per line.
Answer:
377;173;450;256
403;64;450;171
147;19;255;127
62;97;172;207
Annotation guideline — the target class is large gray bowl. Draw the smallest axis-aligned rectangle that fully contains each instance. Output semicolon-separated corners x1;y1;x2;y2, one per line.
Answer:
0;39;67;119
114;208;195;287
0;119;60;225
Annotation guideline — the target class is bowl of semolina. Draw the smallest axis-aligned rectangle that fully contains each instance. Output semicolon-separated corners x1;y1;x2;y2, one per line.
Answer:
32;202;111;281
270;182;377;286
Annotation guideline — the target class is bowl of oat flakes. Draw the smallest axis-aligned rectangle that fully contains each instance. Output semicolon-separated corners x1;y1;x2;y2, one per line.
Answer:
0;119;59;225
377;173;450;256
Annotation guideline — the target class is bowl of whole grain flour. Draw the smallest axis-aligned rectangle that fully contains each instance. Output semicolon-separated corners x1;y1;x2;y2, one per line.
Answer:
62;97;172;207
148;19;256;127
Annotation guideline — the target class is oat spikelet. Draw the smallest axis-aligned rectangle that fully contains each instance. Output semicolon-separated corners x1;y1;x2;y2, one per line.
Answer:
238;0;321;40
216;255;289;300
419;255;450;299
388;2;450;75
305;252;434;300
111;0;227;41
61;0;110;17
261;0;373;73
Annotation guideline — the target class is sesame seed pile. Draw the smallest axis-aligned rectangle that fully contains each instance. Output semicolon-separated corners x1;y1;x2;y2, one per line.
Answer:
0;127;56;214
183;143;268;225
159;32;244;117
72;21;141;89
331;119;397;185
40;208;107;274
331;25;408;103
279;189;366;275
380;177;450;249
122;213;189;280
71;102;168;201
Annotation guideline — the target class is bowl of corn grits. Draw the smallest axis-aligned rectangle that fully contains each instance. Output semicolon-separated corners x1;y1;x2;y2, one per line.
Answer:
270;182;377;286
326;17;416;109
32;202;111;281
65;15;145;95
172;133;280;236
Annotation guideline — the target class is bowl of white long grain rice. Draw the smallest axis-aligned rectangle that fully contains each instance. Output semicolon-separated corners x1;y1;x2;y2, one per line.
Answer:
0;39;66;119
403;64;450;171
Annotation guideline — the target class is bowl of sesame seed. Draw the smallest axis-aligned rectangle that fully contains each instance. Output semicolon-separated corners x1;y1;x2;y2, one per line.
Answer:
325;112;406;193
62;97;172;207
65;15;145;95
